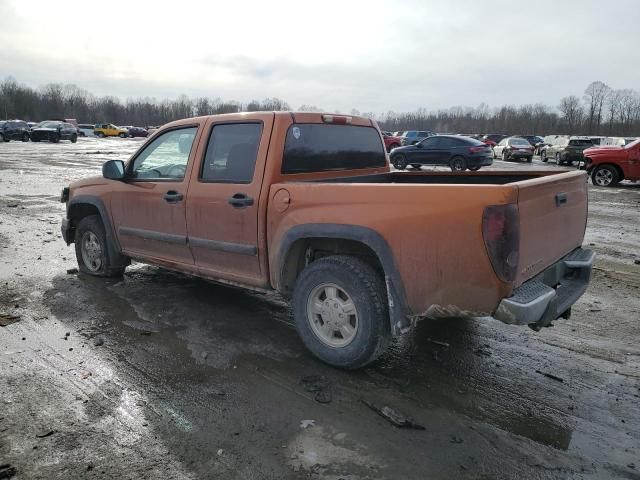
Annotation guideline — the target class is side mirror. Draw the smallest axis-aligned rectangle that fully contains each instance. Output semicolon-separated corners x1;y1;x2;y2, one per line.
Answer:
103;160;126;180
416;143;423;148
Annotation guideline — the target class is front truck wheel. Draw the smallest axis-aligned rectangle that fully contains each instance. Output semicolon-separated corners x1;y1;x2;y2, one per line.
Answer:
74;215;126;277
292;255;391;369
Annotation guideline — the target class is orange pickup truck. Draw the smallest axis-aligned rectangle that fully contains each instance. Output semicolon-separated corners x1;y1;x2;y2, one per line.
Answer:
60;112;594;369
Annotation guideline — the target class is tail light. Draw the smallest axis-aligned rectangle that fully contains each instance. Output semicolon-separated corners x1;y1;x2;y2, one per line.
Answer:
469;146;486;153
322;115;352;125
482;204;520;283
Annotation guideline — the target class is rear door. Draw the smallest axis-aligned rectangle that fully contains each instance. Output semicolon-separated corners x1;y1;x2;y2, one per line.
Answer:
515;172;588;285
185;113;274;286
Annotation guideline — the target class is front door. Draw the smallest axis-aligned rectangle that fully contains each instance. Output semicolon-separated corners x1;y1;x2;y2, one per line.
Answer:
110;124;201;265
186;114;274;287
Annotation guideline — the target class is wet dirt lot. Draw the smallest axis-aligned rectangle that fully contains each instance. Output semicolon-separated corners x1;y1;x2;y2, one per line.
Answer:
0;138;639;480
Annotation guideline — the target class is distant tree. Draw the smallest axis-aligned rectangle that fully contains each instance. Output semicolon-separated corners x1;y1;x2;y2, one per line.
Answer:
558;96;584;133
583;81;610;134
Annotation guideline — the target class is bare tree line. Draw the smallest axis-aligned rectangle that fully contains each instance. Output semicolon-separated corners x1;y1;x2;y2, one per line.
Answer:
1;76;639;136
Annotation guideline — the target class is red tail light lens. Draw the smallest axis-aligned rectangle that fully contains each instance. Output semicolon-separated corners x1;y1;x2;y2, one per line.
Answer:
469;146;486;153
482;204;520;282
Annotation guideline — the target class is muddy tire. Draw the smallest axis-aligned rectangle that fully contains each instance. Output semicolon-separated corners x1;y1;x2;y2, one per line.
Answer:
450;156;466;171
392;154;407;170
591;165;620;187
74;215;125;277
292;255;390;369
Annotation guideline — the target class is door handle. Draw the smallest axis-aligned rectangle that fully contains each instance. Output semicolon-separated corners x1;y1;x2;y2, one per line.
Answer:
555;192;568;206
164;190;183;203
228;193;254;208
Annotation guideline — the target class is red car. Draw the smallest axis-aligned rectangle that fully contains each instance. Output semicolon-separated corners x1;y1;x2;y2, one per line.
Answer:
382;132;402;153
583;139;640;186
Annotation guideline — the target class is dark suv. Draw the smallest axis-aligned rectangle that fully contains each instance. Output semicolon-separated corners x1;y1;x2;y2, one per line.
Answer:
0;120;31;142
30;121;79;143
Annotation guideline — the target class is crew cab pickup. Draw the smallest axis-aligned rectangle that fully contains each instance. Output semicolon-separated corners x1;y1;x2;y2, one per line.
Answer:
60;112;594;369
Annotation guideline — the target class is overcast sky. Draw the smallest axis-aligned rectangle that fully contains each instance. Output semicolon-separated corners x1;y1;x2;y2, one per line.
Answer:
1;0;639;113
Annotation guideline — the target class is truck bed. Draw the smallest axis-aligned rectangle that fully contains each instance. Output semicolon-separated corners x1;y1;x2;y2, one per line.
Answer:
269;169;588;317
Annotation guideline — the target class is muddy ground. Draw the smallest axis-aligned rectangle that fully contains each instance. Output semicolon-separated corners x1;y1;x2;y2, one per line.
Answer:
0;138;639;480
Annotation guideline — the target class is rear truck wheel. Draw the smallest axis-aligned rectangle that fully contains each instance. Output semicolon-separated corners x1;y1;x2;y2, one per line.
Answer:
450;156;466;171
392;154;407;170
74;215;126;277
119;132;126;138
592;165;620;187
22;133;29;142
411;164;421;169
50;133;60;143
71;134;78;143
468;165;481;171
292;255;390;369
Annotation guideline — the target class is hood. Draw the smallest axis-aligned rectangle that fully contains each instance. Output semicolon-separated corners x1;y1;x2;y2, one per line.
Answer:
584;145;624;155
70;176;109;190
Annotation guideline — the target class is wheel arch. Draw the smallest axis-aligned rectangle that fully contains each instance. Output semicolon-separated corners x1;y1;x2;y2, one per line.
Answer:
276;224;410;335
595;162;625;181
66;195;126;267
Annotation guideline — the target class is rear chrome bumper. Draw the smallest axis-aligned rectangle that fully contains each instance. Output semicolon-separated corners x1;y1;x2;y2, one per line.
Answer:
494;248;595;327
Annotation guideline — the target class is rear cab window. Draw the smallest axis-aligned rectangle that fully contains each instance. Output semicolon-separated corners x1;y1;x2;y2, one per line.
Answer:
282;124;386;174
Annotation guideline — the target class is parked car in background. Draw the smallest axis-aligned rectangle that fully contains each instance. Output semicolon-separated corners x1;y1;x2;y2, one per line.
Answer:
399;130;435;146
542;137;593;165
30;121;78;143
94;124;128;138
382;132;402;152
146;126;161;135
78;124;96;137
519;135;545;151
0;120;31;142
582;139;640;186
390;134;493;171
493;137;535;162
481;134;508;147
126;126;149;138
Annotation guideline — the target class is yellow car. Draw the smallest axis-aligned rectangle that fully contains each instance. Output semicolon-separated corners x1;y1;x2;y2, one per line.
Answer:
94;123;128;138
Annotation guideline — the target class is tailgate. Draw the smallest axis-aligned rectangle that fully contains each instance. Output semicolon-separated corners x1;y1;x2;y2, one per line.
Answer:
515;171;588;286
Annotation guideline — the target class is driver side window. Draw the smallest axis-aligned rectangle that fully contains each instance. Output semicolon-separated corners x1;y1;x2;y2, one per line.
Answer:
131;127;197;180
421;137;439;147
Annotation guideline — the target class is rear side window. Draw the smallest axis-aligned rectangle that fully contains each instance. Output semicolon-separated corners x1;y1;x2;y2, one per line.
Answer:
569;139;592;146
201;123;262;183
282;124;385;174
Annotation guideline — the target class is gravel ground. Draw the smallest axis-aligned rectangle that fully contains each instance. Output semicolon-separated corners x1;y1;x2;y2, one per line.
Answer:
0;137;639;480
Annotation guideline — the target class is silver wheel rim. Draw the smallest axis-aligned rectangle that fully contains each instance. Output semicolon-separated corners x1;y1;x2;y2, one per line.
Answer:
81;231;103;272
452;158;464;170
306;283;358;348
594;168;613;186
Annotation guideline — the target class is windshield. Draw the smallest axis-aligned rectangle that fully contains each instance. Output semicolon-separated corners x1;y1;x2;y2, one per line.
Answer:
624;139;640;149
40;121;61;128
